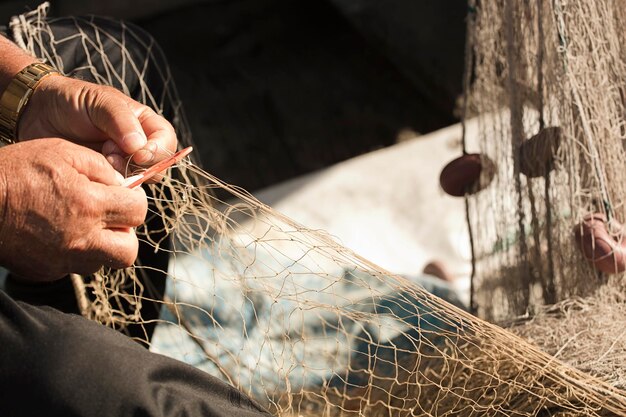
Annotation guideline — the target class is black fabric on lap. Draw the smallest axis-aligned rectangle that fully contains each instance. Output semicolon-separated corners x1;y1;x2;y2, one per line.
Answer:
0;290;271;417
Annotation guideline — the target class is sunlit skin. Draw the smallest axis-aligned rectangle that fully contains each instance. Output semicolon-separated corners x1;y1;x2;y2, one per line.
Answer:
0;36;178;281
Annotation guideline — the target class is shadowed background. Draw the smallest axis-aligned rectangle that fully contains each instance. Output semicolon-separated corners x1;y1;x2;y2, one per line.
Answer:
0;0;466;192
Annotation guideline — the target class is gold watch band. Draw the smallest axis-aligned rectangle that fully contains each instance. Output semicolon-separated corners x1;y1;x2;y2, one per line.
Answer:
0;62;61;145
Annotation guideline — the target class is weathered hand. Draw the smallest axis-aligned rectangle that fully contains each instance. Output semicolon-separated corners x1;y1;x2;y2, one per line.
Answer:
0;138;148;281
17;75;178;176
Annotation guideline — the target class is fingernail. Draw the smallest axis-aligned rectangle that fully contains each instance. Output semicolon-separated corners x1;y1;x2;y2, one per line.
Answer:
133;141;157;164
106;154;126;174
122;131;147;151
102;140;121;156
114;171;125;185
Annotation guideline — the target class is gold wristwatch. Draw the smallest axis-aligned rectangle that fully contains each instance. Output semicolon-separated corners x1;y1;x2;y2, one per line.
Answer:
0;62;61;145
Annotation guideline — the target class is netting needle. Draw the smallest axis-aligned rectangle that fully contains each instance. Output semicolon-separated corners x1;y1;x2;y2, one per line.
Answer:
123;146;193;189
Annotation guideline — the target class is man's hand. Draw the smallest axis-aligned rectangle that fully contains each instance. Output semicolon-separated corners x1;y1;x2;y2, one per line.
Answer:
0;139;148;281
17;75;178;176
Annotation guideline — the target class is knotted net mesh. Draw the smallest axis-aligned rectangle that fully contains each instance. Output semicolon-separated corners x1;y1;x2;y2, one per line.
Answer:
9;2;626;416
465;0;626;320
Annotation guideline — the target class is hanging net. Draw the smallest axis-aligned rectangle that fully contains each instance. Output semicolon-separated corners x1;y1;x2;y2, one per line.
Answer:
464;0;626;321
8;2;626;416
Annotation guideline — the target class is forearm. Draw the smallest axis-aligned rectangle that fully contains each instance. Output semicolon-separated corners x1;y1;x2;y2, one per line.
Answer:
0;35;38;94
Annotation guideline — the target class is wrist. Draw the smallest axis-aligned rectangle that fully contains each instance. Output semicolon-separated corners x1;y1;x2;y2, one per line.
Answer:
0;63;61;144
0;37;38;94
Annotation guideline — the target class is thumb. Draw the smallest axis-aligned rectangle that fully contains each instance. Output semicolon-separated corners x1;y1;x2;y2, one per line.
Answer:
87;88;148;154
65;141;125;186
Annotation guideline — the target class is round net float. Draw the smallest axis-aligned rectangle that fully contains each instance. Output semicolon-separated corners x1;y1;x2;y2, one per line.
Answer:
574;213;626;274
519;126;562;178
439;153;496;197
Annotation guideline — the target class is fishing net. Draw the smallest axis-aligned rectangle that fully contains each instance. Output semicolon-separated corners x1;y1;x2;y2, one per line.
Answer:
8;2;626;416
463;0;626;322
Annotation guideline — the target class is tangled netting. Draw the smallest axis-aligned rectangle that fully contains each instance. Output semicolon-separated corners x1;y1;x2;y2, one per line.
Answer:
11;2;626;416
465;0;626;319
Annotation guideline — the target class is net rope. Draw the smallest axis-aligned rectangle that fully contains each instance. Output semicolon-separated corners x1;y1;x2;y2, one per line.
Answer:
9;2;626;416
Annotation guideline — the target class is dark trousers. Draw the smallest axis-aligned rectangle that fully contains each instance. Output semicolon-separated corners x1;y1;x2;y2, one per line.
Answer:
0;291;270;417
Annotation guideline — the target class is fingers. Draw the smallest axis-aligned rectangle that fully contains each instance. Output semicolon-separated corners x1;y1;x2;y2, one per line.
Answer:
133;106;178;165
97;227;141;270
70;228;140;274
0;137;149;280
103;152;128;176
91;90;176;161
20;75;179;172
50;139;123;186
67;185;146;274
99;104;177;178
99;185;148;228
88;88;148;154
